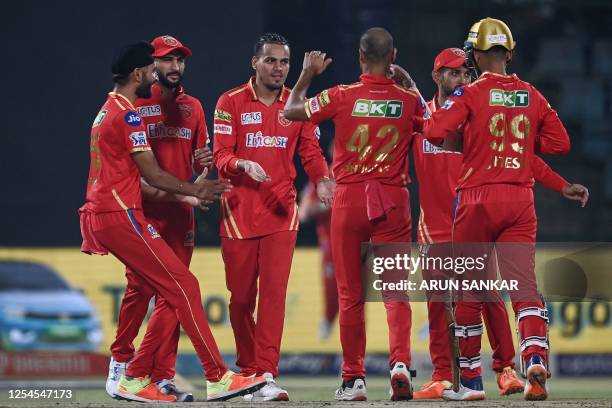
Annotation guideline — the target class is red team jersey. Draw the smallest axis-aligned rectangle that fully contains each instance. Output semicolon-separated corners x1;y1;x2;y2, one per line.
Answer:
306;74;424;186
85;92;151;212
415;96;570;244
423;72;570;191
136;83;209;182
213;77;328;239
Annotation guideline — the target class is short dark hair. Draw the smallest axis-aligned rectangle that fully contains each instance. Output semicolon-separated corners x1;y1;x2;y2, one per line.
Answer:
485;45;509;60
254;33;289;56
359;27;394;63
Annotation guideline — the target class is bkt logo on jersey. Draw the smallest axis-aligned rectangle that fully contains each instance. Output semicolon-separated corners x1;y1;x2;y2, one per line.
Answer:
137;104;161;117
489;89;530;107
241;112;262;125
352;99;403;118
129;131;148;147
124;112;142;126
246;131;288;148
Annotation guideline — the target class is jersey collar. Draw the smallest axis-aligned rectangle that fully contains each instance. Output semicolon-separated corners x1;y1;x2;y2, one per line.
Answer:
108;92;136;110
481;71;518;82
248;76;289;102
359;73;394;85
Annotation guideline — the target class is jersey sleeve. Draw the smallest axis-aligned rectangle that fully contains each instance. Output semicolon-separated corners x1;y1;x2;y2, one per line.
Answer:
212;94;241;176
297;122;329;183
422;89;470;145
534;88;571;155
117;110;151;154
305;86;342;125
192;101;210;174
531;155;569;194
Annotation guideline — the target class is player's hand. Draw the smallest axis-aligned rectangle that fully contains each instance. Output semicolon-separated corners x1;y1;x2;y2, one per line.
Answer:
302;51;333;77
238;159;271;182
182;195;212;211
194;145;213;168
193;168;232;201
316;177;335;207
562;183;589;207
389;64;416;89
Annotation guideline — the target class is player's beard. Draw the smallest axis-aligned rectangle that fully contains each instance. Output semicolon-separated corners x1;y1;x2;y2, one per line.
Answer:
442;83;459;97
135;79;153;99
157;70;182;89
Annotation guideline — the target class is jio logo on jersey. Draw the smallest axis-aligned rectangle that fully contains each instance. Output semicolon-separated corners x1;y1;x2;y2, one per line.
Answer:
125;112;142;126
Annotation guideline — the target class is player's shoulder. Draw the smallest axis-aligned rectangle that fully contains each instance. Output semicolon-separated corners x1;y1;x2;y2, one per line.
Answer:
337;81;364;92
101;94;142;125
222;81;251;99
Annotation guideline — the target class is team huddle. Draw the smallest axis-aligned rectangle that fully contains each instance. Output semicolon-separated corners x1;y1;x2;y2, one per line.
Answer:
80;17;589;403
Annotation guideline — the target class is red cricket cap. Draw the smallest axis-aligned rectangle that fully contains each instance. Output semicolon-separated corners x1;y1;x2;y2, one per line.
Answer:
151;35;192;58
433;48;466;71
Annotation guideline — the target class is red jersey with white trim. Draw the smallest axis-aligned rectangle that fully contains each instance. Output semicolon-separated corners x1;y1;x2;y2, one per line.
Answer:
213;77;328;239
413;98;462;244
422;72;570;191
306;74;424;186
136;83;209;183
415;95;570;244
85;92;151;213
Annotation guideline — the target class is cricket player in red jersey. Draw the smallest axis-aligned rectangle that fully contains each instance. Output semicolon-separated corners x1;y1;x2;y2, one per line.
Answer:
284;28;424;401
213;33;333;402
422;18;587;401
105;35;214;402
80;41;267;402
410;48;589;400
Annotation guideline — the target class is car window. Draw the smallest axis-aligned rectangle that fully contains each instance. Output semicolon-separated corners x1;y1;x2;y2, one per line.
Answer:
0;262;71;291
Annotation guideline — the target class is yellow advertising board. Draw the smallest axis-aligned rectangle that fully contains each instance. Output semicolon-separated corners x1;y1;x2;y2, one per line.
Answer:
0;248;610;355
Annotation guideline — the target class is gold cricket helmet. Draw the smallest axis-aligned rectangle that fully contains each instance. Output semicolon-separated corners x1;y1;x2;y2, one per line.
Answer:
465;17;516;51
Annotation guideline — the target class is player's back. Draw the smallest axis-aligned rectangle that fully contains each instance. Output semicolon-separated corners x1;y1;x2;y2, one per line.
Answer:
307;74;423;186
441;73;570;190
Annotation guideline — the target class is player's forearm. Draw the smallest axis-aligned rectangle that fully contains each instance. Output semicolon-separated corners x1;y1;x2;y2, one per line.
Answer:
284;70;315;121
142;166;199;197
141;179;195;203
212;147;241;176
531;156;569;194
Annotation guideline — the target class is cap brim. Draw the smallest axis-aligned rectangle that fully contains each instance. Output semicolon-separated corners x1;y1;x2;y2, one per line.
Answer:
152;46;192;58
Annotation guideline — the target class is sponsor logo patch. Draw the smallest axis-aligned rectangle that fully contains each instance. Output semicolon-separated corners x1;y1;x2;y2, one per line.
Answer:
246;131;288;148
319;89;331;107
441;100;455;110
92;109;107;127
137;105;161;117
214;124;233;135
489;89;529;107
129;131;148;146
214;109;232;123
487;34;508;44
147;224;161;239
452;88;464;97
308;97;321;114
278;111;291;127
147;123;192;140
351;99;403;118
314;126;321;139
124;112;142;127
422;139;459;155
241;111;262;125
